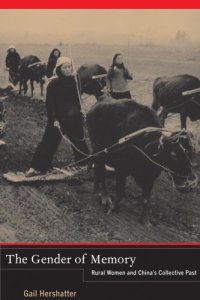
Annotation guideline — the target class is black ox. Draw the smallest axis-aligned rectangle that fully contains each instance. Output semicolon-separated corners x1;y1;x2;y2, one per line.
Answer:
152;74;200;129
77;64;107;100
87;96;198;225
19;55;46;97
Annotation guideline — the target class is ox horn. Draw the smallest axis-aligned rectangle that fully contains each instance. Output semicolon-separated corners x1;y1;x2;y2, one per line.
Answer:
182;87;200;96
118;127;171;144
92;74;107;80
159;135;165;147
160;130;172;138
27;61;42;68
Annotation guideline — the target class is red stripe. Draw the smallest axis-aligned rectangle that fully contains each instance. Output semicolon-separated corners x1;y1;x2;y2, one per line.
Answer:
1;242;200;246
0;0;200;9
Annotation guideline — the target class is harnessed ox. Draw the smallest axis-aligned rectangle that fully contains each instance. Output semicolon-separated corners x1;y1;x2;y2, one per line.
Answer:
19;55;46;97
77;64;107;100
87;96;198;225
152;74;200;129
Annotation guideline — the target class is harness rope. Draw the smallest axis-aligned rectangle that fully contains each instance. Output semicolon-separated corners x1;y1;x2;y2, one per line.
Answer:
55;125;194;185
56;125;90;157
131;144;191;180
68;44;83;109
161;95;200;118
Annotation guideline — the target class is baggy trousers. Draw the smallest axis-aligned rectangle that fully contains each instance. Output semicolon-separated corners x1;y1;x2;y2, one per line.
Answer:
30;119;89;172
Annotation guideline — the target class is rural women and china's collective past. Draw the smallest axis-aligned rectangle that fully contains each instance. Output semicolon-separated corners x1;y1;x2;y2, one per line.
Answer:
1;46;199;225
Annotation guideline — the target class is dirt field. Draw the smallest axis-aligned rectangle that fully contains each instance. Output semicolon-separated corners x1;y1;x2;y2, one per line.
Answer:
1;43;200;242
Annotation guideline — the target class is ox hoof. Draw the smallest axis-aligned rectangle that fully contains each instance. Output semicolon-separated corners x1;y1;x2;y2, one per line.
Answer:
145;222;153;228
100;196;113;214
107;200;120;215
0;140;6;146
107;203;115;215
140;217;153;227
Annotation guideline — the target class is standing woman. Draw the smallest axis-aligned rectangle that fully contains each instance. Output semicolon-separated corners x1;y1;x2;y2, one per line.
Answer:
26;56;89;176
5;45;21;85
46;48;61;78
107;53;133;99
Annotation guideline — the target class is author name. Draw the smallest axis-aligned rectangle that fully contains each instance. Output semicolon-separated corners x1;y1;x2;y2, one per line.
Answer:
24;290;77;298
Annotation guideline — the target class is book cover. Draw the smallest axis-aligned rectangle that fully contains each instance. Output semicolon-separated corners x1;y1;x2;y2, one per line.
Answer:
0;2;200;299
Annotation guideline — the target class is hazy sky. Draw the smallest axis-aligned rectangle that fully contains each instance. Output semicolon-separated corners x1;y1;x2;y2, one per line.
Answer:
0;9;200;43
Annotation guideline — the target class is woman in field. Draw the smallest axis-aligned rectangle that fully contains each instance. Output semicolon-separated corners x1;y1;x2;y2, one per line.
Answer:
26;56;89;176
46;48;61;78
107;53;133;99
5;45;21;86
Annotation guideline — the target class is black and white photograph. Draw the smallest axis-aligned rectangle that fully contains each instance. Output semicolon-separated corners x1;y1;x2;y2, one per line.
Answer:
1;9;200;242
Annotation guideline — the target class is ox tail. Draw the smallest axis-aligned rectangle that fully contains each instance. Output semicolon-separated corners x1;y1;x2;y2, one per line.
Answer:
152;89;161;111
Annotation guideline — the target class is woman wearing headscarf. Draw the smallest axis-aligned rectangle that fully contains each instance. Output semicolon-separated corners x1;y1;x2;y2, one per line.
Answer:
5;45;21;85
46;48;61;78
107;53;133;99
26;56;89;176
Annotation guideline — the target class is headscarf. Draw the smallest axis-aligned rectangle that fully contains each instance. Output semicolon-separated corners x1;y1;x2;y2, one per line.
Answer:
53;56;72;76
111;53;126;70
112;53;122;66
7;45;16;52
49;48;61;59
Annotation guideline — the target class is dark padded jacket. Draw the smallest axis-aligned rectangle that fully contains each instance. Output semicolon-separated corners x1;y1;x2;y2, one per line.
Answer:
46;74;82;124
